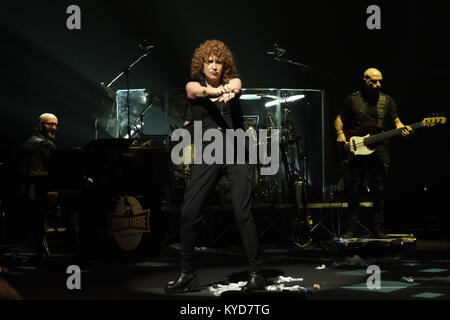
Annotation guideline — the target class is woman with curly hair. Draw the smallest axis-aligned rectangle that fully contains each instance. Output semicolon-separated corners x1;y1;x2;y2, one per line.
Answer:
165;40;265;294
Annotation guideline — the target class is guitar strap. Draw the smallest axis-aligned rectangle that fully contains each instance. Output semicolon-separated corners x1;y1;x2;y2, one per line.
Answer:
377;93;387;128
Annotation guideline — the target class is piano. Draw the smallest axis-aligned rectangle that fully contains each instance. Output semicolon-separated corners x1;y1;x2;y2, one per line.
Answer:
48;138;171;259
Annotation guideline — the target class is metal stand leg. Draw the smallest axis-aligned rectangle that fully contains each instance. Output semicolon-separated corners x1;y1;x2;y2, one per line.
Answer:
43;236;50;256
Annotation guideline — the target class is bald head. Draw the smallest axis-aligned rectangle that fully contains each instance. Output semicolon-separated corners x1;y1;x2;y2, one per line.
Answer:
39;113;58;123
363;68;382;79
363;68;382;93
38;113;58;140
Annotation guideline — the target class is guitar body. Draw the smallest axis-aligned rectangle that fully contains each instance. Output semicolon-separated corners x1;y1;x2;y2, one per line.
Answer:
336;125;382;157
345;125;382;155
349;134;374;155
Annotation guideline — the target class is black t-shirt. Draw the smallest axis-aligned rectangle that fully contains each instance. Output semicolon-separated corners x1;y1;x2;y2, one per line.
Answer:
188;80;244;132
21;133;57;201
338;90;399;131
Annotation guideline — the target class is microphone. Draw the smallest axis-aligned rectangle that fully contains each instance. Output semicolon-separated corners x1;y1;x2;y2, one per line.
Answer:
266;44;286;56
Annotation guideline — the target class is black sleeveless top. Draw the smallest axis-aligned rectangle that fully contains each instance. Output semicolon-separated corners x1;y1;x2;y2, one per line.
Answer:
188;80;244;132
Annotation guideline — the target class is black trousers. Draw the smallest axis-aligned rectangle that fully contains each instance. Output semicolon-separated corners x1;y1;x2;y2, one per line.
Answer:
342;148;390;228
180;163;261;273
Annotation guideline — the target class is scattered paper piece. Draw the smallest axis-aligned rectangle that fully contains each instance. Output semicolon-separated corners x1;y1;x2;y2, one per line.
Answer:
316;264;326;270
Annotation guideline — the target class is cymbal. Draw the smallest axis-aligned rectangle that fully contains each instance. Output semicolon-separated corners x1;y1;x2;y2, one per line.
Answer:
169;97;192;120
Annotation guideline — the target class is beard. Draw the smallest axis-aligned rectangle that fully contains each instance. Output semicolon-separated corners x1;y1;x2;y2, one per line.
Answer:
364;84;380;96
39;129;56;140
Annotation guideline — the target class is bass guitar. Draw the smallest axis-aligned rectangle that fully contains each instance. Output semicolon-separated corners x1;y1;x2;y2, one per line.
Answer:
343;117;446;156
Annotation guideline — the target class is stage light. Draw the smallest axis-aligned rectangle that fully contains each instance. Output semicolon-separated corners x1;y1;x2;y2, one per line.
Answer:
239;94;262;100
265;94;305;107
240;94;279;101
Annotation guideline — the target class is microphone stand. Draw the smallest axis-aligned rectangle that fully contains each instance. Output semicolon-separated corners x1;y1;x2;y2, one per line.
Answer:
268;42;333;78
275;56;310;69
101;46;154;139
105;49;152;88
274;55;332;77
136;102;154;137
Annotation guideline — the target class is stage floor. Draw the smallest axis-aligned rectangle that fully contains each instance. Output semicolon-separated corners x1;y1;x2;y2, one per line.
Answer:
1;238;450;303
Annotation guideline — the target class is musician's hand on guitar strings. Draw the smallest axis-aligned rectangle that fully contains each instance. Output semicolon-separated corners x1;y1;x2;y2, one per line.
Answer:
400;125;413;137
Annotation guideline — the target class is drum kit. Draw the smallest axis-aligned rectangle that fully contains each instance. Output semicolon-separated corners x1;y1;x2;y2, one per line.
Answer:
90;42;320;248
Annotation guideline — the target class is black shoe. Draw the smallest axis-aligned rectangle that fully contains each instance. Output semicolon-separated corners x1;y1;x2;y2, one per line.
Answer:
242;272;265;291
164;271;200;294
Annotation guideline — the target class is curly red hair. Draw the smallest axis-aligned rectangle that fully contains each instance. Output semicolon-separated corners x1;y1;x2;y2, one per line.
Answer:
190;40;238;83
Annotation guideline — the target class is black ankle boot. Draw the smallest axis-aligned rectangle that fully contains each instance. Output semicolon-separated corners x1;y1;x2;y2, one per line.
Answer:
164;271;200;294
243;272;265;291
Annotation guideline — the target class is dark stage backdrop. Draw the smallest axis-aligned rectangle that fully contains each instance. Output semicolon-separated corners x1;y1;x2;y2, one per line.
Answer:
1;0;449;234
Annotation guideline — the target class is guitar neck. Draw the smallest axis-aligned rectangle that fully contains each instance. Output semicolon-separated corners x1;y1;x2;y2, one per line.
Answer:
364;122;422;145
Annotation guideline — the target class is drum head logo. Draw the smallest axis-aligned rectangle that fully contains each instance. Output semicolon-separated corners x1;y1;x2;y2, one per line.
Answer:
107;196;150;251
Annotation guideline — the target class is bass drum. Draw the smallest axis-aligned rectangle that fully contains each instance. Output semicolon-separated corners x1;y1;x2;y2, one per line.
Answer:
79;192;163;261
